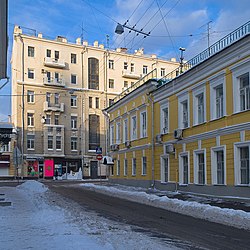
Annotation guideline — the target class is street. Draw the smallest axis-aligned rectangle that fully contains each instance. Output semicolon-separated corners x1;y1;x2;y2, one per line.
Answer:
44;181;250;250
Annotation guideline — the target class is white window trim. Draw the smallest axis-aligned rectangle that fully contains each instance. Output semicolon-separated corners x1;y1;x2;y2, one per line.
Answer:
178;152;190;185
116;122;121;144
140;110;147;138
234;141;250;186
210;75;226;120
28;68;35;80
232;61;250;113
160;102;169;134
160;155;169;183
130;114;137;141
110;124;114;145
211;145;226;185
178;92;190;129
141;156;147;176
123;118;128;143
124;159;128;176
116;160;120;176
193;149;207;185
193;85;206;126
27;91;35;103
132;158;136;176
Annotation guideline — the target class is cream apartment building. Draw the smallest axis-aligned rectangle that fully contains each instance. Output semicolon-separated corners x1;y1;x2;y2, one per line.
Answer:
11;25;179;178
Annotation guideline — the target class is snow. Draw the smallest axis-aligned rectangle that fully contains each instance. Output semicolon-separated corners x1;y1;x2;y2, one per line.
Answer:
0;181;185;250
81;183;250;230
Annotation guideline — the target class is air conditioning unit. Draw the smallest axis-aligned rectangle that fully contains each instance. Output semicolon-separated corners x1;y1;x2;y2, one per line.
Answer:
174;129;183;140
155;134;163;143
165;144;175;154
125;141;131;148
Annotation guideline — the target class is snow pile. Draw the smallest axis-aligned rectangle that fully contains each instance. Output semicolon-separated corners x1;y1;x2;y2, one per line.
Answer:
17;180;48;193
62;169;82;180
81;183;250;230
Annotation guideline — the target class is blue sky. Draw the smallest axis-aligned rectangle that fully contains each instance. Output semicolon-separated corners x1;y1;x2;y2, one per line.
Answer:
1;0;250;121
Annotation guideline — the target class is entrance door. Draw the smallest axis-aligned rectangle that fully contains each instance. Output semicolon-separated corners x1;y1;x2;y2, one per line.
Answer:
90;161;98;179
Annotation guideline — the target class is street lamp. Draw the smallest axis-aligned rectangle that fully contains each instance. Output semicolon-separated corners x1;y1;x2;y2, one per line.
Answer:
179;47;186;74
115;23;150;37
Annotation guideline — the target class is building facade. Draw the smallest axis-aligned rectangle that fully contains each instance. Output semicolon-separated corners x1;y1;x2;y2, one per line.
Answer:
106;21;250;198
11;25;178;178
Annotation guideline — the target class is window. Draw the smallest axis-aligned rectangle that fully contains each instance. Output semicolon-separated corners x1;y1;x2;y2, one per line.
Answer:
27;90;34;103
234;143;250;185
55;72;59;82
123;119;128;143
124;159;128;176
56;127;61;134
161;68;165;77
28;46;34;57
54;93;59;105
215;85;224;118
88;57;99;90
27;113;34;126
110;125;114;145
71;74;77;84
193;86;206;125
116;160;120;176
46;92;51;105
54;115;59;125
131;63;135;73
143;65;148;74
109;79;114;88
211;148;225;185
46;71;51;82
71;53;77;64
71;95;77;107
95;97;99;109
28;69;34;79
161;156;169;182
132;158;136;176
124;81;128;88
109;60;114;69
55;50;59;59
194;150;206;185
89;97;93;108
48;136;53;149
46;49;51;58
124;62;128;70
71;137;77;150
178;94;189;129
27;135;35;149
131;115;137;140
116;122;121;144
89;114;100;150
71;116;77;129
160;104;169;134
142;156;147;175
179;153;189;184
239;73;250;111
56;136;61;150
140;111;147;138
46;114;51;125
109;99;113;107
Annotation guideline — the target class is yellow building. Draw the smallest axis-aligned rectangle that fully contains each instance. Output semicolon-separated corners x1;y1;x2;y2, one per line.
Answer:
11;25;178;178
105;21;250;198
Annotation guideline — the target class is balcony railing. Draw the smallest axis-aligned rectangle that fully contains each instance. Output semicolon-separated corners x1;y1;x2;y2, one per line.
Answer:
43;101;64;112
43;77;65;87
44;57;66;68
159;20;250;86
122;70;141;79
113;68;157;103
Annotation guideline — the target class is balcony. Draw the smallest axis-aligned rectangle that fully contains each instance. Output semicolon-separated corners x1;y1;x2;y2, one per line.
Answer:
43;101;64;112
43;77;65;87
122;70;141;79
44;57;66;68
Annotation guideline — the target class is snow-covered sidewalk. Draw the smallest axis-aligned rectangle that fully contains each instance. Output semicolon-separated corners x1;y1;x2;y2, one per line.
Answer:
0;181;183;250
80;183;250;230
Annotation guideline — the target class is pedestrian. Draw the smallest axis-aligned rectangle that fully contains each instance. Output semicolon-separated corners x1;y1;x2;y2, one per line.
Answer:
55;169;58;180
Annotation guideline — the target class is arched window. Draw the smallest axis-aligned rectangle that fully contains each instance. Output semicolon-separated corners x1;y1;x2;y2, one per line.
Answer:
89;114;100;150
88;57;99;90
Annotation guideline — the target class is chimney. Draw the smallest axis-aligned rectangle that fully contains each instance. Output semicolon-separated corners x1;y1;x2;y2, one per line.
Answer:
83;40;88;46
170;57;176;62
56;36;67;43
151;54;157;59
99;44;104;49
94;41;98;47
38;33;43;38
14;25;22;34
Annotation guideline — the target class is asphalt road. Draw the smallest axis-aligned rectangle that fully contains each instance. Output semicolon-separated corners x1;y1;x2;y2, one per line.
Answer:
44;181;250;250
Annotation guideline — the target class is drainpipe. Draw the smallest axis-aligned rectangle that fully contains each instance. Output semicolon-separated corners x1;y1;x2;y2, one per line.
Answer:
147;93;155;188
